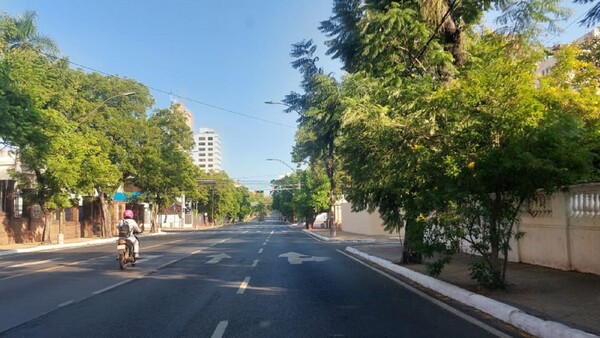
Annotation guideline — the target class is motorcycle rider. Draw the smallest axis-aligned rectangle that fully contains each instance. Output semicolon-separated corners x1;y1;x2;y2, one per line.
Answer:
118;209;143;260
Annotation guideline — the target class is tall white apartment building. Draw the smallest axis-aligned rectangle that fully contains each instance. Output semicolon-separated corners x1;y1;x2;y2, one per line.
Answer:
193;128;222;172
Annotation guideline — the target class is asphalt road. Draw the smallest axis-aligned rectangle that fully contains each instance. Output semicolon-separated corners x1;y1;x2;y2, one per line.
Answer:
0;220;519;337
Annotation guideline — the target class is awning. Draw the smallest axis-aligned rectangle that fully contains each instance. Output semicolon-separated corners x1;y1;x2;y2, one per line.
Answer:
113;192;141;202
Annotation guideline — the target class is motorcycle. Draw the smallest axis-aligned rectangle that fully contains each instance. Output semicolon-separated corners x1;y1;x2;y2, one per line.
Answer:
116;237;137;270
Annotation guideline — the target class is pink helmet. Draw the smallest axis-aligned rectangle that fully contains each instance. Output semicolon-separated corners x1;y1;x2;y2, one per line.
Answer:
123;210;134;219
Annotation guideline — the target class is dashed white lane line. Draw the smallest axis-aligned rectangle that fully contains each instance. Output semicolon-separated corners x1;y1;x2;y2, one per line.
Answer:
92;279;134;295
7;259;56;268
258;248;263;254
191;249;202;255
57;300;74;308
270;231;274;235
211;321;229;338
157;259;179;270
252;259;259;268
237;277;251;294
243;230;249;234
262;242;267;246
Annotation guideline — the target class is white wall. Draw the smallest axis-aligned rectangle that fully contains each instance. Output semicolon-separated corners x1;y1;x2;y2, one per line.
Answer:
340;202;402;237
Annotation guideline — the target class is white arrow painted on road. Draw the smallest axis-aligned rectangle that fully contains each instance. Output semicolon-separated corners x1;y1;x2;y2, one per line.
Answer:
206;253;231;264
278;252;329;265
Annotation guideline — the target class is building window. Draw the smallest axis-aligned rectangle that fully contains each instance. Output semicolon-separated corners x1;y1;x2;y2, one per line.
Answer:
199;142;206;146
200;153;206;157
208;158;213;162
0;180;7;213
208;164;213;167
199;137;206;140
208;142;213;146
209;153;213;156
199;148;206;151
199;159;206;162
65;207;73;221
208;148;213;151
199;164;206;167
208;137;213;140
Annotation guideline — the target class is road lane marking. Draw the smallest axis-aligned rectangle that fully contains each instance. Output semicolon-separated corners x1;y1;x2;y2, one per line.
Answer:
237;277;251;294
206;253;231;264
243;230;249;234
252;259;259;268
336;250;512;338
262;242;267;246
258;248;263;254
191;249;203;255
211;321;229;338
92;279;134;295
57;300;74;308
157;259;179;270
7;259;56;268
270;231;274;235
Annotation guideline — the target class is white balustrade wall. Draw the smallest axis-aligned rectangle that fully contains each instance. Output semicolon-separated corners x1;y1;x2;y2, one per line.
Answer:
509;183;600;275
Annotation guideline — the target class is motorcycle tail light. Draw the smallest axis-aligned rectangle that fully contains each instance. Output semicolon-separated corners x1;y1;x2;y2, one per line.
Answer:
118;239;126;245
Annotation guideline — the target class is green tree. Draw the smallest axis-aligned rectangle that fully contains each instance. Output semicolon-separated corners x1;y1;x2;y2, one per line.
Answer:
319;0;364;73
284;39;344;234
271;174;299;222
73;71;154;237
0;48;92;242
0;10;57;56
293;166;330;229
135;108;199;232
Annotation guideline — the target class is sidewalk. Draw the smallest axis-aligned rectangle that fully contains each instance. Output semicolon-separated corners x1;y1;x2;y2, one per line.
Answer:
305;228;599;338
0;224;228;256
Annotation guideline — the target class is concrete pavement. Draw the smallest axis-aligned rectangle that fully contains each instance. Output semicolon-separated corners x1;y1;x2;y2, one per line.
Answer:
302;226;599;338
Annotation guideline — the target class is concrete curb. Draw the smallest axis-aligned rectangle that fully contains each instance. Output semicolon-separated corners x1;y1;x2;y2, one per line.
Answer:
0;232;168;257
302;229;331;241
346;246;598;338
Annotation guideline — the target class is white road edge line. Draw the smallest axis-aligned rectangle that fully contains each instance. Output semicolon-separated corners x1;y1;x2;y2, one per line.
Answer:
258;248;263;254
336;250;512;338
252;259;259;268
92;279;134;295
237;277;251;294
57;300;74;308
211;321;229;338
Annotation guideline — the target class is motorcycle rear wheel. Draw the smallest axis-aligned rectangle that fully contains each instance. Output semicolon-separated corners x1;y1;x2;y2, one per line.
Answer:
119;252;127;270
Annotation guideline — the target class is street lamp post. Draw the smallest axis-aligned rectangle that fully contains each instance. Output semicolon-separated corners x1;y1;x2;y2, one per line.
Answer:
91;92;136;114
266;158;300;190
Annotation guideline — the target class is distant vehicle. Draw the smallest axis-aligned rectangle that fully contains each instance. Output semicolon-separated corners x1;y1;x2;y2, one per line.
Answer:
314;212;327;228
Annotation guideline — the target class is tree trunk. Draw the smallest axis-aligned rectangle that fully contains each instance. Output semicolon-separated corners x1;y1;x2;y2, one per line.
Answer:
41;210;51;244
326;142;337;236
98;191;110;238
489;191;503;287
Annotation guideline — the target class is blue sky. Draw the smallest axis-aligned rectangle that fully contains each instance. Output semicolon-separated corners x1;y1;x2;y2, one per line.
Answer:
0;0;597;191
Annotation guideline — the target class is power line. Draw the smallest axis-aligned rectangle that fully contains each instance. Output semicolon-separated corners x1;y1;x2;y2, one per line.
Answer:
41;52;295;129
542;11;589;46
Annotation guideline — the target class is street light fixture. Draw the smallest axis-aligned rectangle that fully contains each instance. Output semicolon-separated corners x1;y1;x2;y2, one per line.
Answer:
90;91;136;115
77;91;136;125
266;158;301;190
